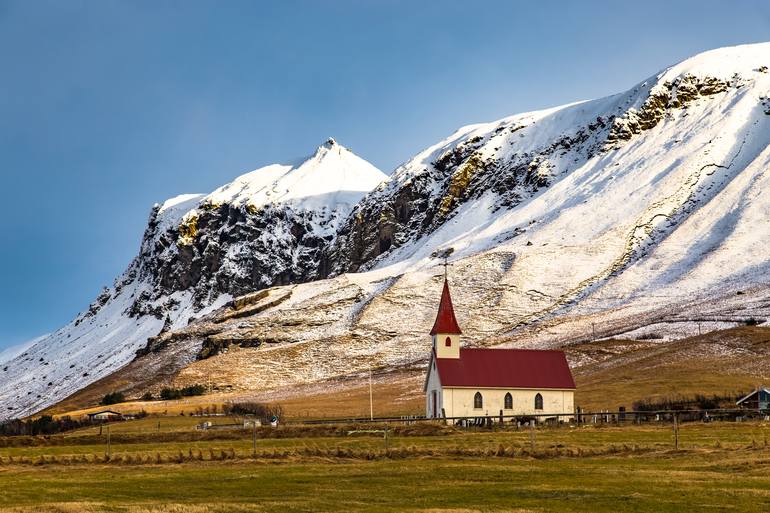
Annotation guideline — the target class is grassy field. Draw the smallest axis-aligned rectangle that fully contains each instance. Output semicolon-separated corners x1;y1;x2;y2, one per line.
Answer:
2;419;770;512
3;450;770;513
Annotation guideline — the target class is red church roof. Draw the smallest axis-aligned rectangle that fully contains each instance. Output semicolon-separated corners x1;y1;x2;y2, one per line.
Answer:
430;279;462;335
434;348;576;389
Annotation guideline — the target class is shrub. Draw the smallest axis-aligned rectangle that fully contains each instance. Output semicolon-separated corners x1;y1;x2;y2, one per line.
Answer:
224;401;283;423
181;384;206;396
160;387;182;400
0;415;91;436
140;392;154;401
101;391;125;405
632;392;746;411
637;333;663;340
159;384;206;401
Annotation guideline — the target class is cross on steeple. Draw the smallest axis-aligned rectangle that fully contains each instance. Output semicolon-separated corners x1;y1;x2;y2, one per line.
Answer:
442;256;450;279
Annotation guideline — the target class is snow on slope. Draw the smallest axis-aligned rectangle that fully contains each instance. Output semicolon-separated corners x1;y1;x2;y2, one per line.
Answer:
204;138;386;215
363;43;770;301
0;335;47;367
0;140;386;420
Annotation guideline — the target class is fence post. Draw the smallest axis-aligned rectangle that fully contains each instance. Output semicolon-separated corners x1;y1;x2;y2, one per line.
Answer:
106;425;111;459
252;420;257;457
529;421;536;450
673;413;679;450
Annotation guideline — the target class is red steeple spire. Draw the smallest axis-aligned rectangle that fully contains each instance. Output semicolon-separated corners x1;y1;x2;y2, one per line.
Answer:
430;278;462;335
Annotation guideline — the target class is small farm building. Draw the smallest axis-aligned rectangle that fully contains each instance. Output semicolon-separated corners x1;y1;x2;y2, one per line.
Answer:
736;387;770;411
87;410;123;421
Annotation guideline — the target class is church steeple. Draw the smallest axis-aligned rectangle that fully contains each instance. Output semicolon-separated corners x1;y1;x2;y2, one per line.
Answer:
431;277;462;359
430;279;462;335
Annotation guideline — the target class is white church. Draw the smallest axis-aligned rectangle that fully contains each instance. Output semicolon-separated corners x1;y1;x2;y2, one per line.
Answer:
424;277;576;421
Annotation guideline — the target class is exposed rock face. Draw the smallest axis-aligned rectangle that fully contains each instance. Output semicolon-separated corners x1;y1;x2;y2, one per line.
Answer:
136;201;337;310
123;140;388;315
605;74;732;146
326;110;614;274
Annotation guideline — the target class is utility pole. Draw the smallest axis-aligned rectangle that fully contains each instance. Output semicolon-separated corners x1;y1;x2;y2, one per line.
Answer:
369;365;374;421
106;425;111;459
592;322;596;342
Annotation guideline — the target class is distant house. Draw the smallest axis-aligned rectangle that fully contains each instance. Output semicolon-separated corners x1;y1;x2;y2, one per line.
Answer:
87;410;123;421
424;277;576;422
736;387;770;411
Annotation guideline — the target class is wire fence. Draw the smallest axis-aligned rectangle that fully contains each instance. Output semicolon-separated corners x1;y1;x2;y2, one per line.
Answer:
289;408;770;427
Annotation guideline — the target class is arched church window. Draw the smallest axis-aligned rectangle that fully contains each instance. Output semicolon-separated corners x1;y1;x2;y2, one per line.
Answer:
445;336;452;347
534;393;543;410
474;392;483;409
504;392;513;410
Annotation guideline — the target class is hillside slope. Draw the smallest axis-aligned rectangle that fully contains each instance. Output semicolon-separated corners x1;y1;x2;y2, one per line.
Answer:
5;42;770;419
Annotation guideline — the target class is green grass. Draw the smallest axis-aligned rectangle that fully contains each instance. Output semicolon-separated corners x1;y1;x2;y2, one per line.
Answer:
2;421;770;512
2;451;770;512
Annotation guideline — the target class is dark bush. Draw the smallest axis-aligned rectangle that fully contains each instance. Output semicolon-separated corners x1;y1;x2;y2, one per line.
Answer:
224;402;283;423
0;415;93;436
633;392;746;412
160;388;182;400
637;333;663;340
140;392;154;401
181;384;206;396
159;384;206;401
101;391;126;405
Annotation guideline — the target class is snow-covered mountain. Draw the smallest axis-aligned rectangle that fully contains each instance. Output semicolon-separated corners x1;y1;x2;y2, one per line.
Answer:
3;42;770;419
142;42;770;399
329;43;770;280
0;140;386;419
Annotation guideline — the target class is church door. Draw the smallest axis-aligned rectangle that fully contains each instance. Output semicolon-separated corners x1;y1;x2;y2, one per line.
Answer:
432;390;438;418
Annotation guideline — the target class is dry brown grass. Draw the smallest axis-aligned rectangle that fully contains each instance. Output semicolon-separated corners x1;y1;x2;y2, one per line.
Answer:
44;326;770;422
48;370;424;420
571;326;770;410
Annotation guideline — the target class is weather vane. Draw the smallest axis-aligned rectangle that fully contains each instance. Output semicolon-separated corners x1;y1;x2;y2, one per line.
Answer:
431;247;454;279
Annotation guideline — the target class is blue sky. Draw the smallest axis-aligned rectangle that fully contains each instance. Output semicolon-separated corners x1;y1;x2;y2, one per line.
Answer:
1;0;769;350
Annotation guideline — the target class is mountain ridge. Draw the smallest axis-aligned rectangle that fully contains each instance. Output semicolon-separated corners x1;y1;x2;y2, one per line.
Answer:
3;42;770;420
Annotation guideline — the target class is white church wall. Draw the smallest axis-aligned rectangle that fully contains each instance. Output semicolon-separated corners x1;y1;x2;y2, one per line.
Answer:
442;387;574;420
424;356;443;418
